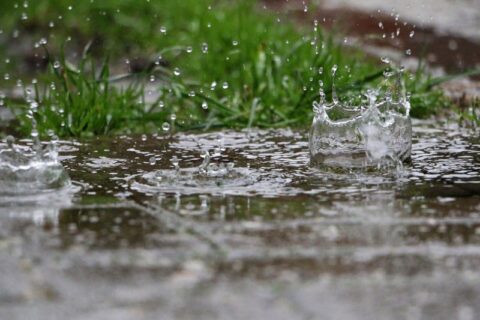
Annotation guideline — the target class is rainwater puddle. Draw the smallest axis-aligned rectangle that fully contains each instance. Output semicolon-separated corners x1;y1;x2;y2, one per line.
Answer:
1;121;479;319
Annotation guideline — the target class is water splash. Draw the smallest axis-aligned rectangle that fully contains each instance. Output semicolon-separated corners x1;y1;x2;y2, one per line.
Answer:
129;135;291;196
0;135;71;197
309;66;412;170
0;99;71;198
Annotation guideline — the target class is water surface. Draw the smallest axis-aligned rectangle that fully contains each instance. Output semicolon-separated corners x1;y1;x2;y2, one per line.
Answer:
0;120;479;319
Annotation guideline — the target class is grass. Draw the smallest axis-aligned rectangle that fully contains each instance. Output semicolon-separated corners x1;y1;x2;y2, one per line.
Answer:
0;0;453;137
457;98;480;128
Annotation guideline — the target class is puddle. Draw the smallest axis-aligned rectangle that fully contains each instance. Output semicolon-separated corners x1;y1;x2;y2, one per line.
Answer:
0;121;479;319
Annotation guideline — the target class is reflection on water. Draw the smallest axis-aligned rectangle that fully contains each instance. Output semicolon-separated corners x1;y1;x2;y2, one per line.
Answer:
0;121;479;319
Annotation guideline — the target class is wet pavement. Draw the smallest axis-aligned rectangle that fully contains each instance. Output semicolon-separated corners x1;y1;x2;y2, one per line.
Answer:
0;120;479;319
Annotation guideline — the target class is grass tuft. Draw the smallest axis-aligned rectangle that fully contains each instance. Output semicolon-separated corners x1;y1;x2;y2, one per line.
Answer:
0;0;460;137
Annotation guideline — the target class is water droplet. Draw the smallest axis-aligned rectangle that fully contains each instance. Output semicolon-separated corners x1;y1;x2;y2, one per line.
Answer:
173;68;181;76
201;101;208;110
222;82;229;89
171;156;180;171
162;122;170;132
6;135;15;148
201;42;209;53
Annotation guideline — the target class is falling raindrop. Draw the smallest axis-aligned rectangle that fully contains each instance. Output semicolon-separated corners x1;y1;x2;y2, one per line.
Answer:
162;122;170;132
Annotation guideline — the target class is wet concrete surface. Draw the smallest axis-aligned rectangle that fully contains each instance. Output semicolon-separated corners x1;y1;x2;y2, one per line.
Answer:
0;121;479;319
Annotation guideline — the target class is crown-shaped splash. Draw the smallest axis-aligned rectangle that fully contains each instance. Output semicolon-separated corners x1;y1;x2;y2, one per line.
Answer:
309;65;412;170
0;97;70;197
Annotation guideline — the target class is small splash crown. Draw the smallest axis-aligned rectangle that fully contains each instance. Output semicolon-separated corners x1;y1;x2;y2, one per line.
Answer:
309;64;412;169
